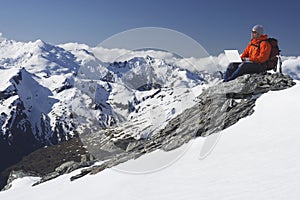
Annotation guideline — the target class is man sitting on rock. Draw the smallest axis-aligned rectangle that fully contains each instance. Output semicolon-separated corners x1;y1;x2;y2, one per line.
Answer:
224;25;272;82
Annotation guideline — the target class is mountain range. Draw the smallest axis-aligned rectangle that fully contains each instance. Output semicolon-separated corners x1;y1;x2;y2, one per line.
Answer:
0;39;216;178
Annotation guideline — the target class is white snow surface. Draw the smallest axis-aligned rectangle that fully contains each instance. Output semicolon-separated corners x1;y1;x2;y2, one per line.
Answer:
1;81;299;200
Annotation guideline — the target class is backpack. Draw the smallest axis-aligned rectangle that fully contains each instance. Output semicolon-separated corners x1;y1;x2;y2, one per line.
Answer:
260;38;281;72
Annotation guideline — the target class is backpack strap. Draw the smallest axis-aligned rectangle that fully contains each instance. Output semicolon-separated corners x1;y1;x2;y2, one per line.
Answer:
250;43;260;48
251;39;268;49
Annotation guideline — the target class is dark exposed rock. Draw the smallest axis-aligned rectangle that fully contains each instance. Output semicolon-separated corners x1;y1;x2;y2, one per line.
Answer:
54;78;73;93
113;137;138;150
136;83;161;91
0;99;42;189
1;137;93;190
32;158;94;186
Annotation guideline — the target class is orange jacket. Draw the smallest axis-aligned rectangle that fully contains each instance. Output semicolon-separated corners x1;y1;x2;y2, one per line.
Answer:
241;34;272;63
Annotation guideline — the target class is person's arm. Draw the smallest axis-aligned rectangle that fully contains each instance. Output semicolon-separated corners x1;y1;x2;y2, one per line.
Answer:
240;42;251;60
252;41;272;63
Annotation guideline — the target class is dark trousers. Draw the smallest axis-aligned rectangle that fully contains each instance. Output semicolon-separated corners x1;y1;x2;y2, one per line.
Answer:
224;62;267;82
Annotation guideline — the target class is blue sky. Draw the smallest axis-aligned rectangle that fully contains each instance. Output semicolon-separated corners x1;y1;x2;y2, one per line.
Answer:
0;0;299;56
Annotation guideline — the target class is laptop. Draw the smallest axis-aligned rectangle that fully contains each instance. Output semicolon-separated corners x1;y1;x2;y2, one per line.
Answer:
224;50;242;63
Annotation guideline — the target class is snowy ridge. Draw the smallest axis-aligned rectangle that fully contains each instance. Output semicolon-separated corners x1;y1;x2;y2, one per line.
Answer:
0;39;80;144
73;57;207;141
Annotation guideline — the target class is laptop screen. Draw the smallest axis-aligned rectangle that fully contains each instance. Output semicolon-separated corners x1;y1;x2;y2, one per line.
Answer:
224;50;242;63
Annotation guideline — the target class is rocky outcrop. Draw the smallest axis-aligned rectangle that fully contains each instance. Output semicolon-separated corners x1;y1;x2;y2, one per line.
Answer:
0;137;93;190
69;73;295;180
1;170;40;191
32;157;94;186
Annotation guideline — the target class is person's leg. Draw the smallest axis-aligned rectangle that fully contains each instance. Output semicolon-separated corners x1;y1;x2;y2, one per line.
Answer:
224;62;266;82
223;63;240;80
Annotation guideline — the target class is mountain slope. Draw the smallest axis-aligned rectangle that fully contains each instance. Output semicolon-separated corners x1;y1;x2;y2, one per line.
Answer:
0;40;81;176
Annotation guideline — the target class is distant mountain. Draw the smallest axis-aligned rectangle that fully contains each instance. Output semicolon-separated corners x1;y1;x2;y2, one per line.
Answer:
0;39;208;176
0;40;81;174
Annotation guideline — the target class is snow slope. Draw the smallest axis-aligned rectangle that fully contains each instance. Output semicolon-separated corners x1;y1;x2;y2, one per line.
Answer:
1;81;299;200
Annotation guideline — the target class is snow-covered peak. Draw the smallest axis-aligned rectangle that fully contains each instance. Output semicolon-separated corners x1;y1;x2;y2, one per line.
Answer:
0;39;79;77
59;42;91;52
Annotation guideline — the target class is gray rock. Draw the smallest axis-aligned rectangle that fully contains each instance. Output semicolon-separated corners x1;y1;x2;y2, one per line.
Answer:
1;170;39;191
33;159;95;186
70;73;295;180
